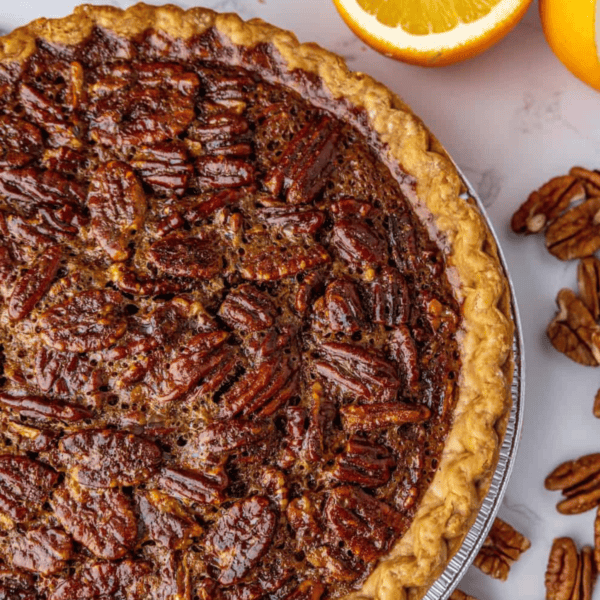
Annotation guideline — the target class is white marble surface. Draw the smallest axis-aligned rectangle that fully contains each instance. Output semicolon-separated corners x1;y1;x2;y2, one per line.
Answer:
3;1;600;598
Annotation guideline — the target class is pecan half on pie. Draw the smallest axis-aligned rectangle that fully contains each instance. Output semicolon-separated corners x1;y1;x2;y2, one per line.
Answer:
0;5;514;600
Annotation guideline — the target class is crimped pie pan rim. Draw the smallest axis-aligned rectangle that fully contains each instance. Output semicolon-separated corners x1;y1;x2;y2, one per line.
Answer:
423;164;524;600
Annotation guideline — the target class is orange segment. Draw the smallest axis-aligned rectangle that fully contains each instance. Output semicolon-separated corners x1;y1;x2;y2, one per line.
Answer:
360;0;498;32
333;0;533;66
539;0;600;92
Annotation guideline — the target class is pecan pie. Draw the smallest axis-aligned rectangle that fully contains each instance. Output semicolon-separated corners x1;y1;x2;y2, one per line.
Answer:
0;5;514;600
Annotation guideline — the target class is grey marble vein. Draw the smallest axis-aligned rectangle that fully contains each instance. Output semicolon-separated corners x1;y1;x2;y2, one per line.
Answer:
501;497;543;525
204;0;257;19
515;91;600;152
460;166;503;208
515;91;579;136
332;34;364;63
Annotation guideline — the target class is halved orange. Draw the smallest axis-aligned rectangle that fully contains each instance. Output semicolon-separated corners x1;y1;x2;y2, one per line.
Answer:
332;0;533;67
539;0;600;91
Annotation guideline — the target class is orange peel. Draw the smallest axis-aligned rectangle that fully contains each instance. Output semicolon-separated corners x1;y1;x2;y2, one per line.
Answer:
539;0;600;91
332;0;533;67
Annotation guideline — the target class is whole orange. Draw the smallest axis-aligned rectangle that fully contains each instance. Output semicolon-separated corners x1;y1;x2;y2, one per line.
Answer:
539;0;600;91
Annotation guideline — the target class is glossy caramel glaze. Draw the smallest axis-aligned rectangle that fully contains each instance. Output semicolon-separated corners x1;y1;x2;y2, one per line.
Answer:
0;25;461;600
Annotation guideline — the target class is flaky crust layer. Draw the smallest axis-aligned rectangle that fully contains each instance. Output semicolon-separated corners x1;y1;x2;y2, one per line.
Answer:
0;4;514;598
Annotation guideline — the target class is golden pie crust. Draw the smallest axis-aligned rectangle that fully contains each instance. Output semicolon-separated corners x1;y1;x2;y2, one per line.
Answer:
0;4;514;598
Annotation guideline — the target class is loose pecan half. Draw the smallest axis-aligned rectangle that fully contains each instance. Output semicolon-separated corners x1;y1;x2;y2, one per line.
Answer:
578;257;600;320
575;546;595;600
594;505;600;571
473;517;530;580
571;167;600;195
546;452;600;515
547;289;600;366
450;592;479;600
595;389;600;419
88;161;147;261
546;198;600;260
545;453;600;492
545;537;579;600
560;485;600;517
511;175;584;234
206;496;277;585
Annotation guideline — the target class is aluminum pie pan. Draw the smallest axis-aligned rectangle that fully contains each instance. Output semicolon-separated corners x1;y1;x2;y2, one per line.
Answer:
423;165;525;600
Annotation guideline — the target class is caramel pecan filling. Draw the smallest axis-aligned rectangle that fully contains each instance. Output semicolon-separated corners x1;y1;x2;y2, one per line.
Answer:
0;25;461;599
